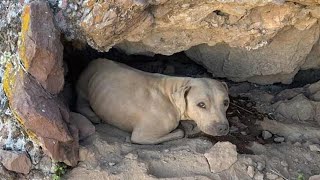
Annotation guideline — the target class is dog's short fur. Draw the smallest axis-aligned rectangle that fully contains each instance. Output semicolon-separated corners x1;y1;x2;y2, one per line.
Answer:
76;59;230;144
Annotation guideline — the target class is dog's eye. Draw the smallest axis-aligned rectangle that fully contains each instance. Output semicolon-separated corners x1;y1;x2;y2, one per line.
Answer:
197;102;206;109
223;99;229;107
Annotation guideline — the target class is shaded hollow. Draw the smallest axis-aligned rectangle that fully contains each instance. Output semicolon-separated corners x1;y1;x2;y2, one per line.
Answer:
62;41;319;154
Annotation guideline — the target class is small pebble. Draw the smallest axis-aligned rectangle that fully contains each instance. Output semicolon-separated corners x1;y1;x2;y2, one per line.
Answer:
108;162;116;166
256;162;265;171
293;142;302;146
230;126;239;133
247;166;255;178
125;153;138;160
309;144;320;152
280;161;288;167
254;172;264;180
125;136;131;143
266;172;279;180
262;130;272;139
241;131;247;135
274;137;285;143
303;141;312;148
164;149;169;153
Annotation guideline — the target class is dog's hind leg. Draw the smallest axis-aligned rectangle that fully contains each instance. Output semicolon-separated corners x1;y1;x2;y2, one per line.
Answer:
76;95;101;124
131;128;184;145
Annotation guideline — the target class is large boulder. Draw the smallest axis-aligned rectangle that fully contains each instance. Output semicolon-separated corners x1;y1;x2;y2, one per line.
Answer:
62;0;320;56
52;0;320;84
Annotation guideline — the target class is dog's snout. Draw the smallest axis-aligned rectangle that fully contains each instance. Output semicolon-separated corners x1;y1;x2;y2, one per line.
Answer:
216;123;229;135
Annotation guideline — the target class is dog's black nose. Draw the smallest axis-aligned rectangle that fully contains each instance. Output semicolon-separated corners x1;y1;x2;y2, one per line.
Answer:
216;123;229;135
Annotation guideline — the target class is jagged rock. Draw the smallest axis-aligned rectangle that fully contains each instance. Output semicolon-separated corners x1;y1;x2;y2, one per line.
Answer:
62;0;320;58
69;112;95;140
39;124;79;166
19;1;64;94
2;1;79;166
0;150;31;175
204;142;238;173
247;165;255;178
4;70;72;142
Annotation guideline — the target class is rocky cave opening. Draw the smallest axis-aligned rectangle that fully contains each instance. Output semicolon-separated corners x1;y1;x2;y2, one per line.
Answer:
2;0;320;178
62;40;320;155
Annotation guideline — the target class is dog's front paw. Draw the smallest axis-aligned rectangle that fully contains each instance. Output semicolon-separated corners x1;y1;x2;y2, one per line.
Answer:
172;129;185;139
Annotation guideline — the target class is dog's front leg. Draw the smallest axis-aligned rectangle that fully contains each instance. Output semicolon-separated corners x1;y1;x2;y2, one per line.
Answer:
76;95;101;124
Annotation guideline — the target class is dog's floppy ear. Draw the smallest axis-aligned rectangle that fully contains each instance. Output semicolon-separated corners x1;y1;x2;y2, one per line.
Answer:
221;82;228;92
172;86;191;120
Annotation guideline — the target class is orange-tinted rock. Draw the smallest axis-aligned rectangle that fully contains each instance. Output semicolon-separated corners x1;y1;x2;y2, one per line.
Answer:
39;124;79;166
0;150;32;175
8;70;72;142
3;1;79;166
20;1;64;94
4;67;79;166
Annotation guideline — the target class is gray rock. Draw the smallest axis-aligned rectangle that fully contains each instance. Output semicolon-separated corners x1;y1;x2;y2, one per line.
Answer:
307;81;320;95
280;161;288;167
247;165;255;178
185;24;319;84
37;156;52;173
274;94;316;121
262;130;273;140
256;162;265;171
204;142;238;173
274;137;285;143
254;172;264;180
310;91;320;101
309;144;320;152
266;172;279;180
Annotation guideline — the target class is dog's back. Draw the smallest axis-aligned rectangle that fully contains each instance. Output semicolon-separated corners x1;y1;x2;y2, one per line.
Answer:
76;59;172;132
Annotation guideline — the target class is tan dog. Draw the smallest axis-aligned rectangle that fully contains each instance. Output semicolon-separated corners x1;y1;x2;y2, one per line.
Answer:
76;58;230;144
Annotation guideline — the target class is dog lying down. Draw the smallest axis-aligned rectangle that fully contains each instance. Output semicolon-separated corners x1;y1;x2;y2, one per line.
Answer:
76;58;230;144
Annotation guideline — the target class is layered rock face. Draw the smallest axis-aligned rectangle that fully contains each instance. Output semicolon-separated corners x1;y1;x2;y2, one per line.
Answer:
3;1;79;166
58;0;320;84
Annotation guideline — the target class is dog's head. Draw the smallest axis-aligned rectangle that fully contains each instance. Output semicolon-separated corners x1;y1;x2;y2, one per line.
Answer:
172;78;230;136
